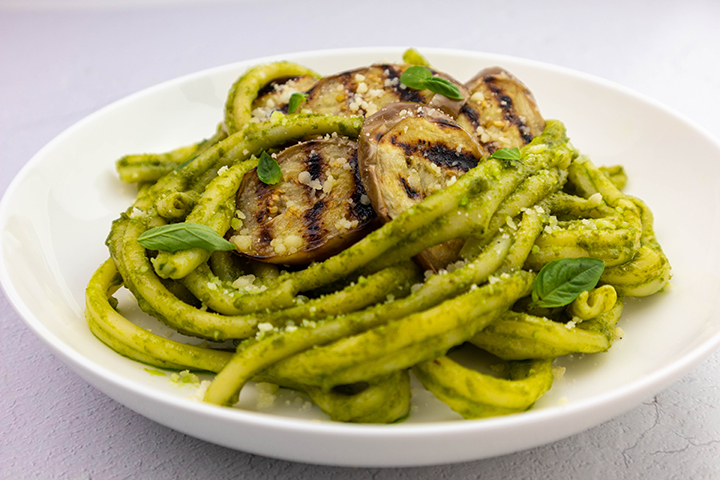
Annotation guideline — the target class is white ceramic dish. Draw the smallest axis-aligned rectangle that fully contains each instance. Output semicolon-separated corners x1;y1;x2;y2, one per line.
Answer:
2;48;720;467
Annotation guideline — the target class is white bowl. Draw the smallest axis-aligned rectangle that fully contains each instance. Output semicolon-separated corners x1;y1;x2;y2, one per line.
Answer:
2;47;720;467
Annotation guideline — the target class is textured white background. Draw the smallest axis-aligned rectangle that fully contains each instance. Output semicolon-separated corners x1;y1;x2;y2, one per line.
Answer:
1;1;720;478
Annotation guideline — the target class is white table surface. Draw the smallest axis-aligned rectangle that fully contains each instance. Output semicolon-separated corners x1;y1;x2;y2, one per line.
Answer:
1;1;720;478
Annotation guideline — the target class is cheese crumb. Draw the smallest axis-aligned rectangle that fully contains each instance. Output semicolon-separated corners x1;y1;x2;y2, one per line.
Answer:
255;382;279;409
335;217;358;231
232;274;256;289
615;326;625;339
364;102;378;116
270;238;287;255
230;234;252;251
322;174;336;194
298;171;322;190
284;234;303;251
257;322;274;333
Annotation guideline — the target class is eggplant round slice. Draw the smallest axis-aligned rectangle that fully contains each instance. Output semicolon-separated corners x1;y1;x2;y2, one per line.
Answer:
230;137;376;265
456;67;545;156
358;103;484;271
304;64;468;119
249;74;319;122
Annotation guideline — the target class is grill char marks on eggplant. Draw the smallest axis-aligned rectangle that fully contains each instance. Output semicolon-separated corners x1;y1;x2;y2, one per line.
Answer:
347;149;376;222
302;199;326;251
358;103;484;272
457;67;545;155
230;137;376;265
303;64;467;118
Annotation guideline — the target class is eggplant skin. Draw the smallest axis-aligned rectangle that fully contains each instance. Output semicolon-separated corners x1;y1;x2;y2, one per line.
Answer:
457;67;545;156
304;64;468;118
358;103;484;271
249;75;319;122
230;137;376;265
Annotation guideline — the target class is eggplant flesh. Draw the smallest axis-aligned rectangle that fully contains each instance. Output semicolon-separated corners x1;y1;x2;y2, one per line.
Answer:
358;103;484;271
249;75;319;122
457;67;545;156
230;137;376;265
359;103;483;221
304;64;468;118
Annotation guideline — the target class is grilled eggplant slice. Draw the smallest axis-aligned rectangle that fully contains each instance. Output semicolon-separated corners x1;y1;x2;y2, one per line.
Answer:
457;67;545;156
304;64;468;118
248;75;319;122
358;103;484;271
230;137;376;265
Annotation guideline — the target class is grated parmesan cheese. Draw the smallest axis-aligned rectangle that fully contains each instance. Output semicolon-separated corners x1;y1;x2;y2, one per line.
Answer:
298;171;323;190
230;234;252;251
255;382;279;409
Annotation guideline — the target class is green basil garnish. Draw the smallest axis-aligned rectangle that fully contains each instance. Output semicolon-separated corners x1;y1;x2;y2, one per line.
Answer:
137;223;236;252
399;65;432;89
530;257;605;308
288;92;308;114
257;151;282;185
489;147;522;162
399;66;463;101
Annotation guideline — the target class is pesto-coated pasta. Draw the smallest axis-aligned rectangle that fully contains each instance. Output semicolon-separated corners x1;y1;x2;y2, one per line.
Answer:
86;51;670;423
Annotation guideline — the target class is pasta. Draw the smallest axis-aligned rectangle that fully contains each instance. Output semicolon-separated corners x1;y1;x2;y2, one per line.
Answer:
85;50;671;423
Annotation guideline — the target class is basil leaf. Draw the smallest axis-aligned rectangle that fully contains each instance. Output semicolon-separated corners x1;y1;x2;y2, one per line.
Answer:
257;151;282;184
137;223;236;252
531;257;605;308
422;77;464;101
288;92;308;114
399;65;432;90
489;147;522;161
399;66;464;101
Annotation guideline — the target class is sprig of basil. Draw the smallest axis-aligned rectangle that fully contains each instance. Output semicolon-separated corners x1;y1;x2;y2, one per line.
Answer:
489;147;522;161
257;151;282;184
399;66;464;101
530;257;605;308
137;223;236;252
288;92;308;114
